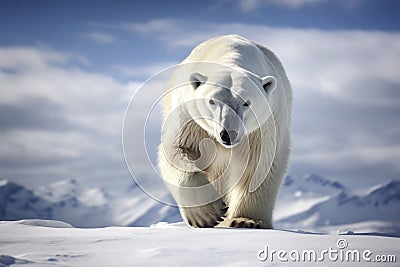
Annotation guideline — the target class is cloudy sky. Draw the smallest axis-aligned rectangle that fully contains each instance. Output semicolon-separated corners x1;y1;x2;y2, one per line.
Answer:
0;0;399;191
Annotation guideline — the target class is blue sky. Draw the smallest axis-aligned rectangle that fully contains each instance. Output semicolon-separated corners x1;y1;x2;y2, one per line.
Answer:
0;0;400;191
1;0;399;72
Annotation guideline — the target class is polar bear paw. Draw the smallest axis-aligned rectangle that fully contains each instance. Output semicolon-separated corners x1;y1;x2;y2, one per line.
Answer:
182;199;228;228
217;217;271;229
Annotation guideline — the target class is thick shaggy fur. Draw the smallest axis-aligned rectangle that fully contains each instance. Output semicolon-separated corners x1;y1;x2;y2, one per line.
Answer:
158;35;292;228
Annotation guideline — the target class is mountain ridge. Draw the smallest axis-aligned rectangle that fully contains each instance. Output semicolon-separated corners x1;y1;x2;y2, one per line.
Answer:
0;175;399;233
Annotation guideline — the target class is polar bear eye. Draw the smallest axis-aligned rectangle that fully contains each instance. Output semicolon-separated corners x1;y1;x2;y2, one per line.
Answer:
243;101;251;107
209;99;216;105
190;72;207;89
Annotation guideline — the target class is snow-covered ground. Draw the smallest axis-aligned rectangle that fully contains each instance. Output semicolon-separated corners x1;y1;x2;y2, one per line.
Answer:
0;220;398;266
1;174;399;266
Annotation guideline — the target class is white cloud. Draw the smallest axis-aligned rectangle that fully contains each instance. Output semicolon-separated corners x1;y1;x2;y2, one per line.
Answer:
0;46;139;189
113;61;179;79
0;46;89;72
239;0;324;10
86;32;116;44
227;0;362;11
123;19;180;35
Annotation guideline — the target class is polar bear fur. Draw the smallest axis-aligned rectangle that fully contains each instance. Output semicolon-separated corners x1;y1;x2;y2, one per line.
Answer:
158;35;292;228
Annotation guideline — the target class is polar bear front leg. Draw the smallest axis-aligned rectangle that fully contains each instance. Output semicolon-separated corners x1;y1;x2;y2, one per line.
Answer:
166;171;228;228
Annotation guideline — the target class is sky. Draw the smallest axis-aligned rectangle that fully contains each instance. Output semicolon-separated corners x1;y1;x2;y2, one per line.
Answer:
0;0;399;191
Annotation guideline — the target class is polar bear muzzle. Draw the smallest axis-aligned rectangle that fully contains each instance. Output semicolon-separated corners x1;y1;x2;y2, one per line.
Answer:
220;129;238;146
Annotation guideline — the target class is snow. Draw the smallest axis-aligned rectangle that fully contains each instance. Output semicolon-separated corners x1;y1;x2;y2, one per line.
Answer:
0;174;400;267
1;174;399;265
0;220;398;266
6;219;73;228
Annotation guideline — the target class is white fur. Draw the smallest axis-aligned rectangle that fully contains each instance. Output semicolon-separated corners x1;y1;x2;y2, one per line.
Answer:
158;35;292;228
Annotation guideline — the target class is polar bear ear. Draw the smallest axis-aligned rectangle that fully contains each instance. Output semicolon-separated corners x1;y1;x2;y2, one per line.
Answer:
190;72;207;89
261;76;277;94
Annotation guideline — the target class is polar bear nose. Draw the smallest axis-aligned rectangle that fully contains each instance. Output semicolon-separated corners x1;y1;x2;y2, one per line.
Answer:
220;129;238;145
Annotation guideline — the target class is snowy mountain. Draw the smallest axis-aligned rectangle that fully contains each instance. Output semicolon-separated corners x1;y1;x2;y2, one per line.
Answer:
274;174;345;221
278;180;400;225
0;179;52;220
0;179;180;228
0;179;110;227
275;174;400;234
1;175;399;234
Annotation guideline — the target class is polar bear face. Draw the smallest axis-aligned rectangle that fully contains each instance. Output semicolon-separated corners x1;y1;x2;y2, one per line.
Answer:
185;69;277;148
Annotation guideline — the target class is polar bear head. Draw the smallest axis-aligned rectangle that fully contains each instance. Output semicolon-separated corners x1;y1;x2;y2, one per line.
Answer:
183;68;277;148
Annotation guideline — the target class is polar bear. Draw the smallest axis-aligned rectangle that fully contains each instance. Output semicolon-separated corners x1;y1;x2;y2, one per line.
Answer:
158;35;292;228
